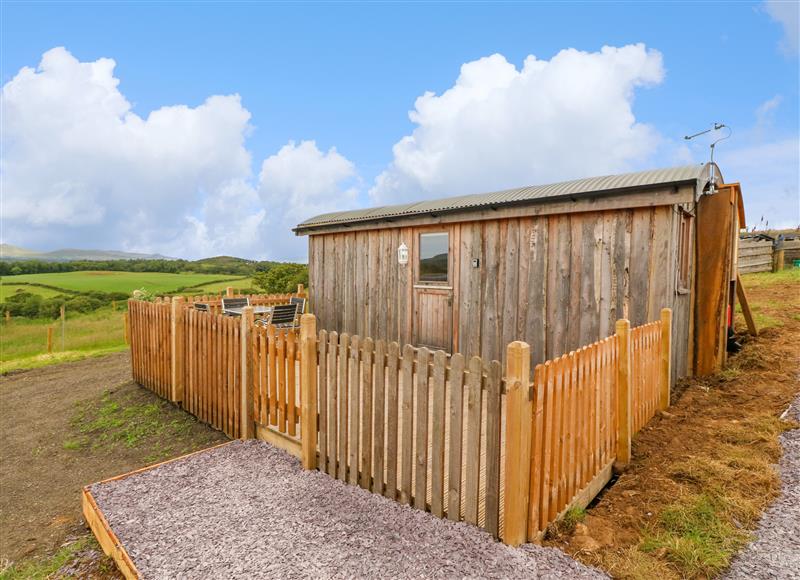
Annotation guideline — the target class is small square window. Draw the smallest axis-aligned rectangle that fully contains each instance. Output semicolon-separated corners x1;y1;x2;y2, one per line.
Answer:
677;210;692;293
419;232;449;283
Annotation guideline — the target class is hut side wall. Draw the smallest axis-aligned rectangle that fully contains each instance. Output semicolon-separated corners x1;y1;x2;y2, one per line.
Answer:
308;202;693;380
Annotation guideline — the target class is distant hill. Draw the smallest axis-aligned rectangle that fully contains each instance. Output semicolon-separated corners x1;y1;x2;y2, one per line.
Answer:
0;244;175;262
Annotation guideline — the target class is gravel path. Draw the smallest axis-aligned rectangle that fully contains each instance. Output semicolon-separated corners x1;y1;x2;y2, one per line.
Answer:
90;440;606;579
725;392;800;579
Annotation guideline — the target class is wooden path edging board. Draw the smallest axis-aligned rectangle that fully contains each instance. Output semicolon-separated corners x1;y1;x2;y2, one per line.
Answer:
82;488;139;580
82;441;236;579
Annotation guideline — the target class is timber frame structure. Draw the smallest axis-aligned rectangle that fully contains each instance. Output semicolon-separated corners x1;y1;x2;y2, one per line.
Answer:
296;163;746;380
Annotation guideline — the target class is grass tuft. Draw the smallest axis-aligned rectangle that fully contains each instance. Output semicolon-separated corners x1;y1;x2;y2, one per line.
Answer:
0;538;92;580
642;495;750;577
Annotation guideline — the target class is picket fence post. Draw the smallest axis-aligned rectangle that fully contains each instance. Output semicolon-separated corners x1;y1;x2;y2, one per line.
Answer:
300;314;318;470
659;308;672;411
240;306;256;439
502;340;532;546
615;318;632;469
123;311;130;345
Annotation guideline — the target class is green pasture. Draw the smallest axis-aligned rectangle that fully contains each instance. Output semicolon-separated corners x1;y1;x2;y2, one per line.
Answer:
189;277;254;294
0;271;248;297
0;308;127;373
0;284;63;302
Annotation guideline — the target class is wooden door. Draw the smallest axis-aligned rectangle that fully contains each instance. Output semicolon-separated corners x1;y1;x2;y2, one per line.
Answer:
412;227;455;351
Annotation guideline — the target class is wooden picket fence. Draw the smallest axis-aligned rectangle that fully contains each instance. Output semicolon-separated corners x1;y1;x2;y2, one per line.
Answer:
630;322;663;435
181;308;243;438
252;325;302;439
129;300;172;399
525;334;619;538
128;294;673;547
315;334;505;537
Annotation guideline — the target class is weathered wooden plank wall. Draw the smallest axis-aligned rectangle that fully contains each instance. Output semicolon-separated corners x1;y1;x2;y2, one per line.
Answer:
308;204;690;381
738;239;774;274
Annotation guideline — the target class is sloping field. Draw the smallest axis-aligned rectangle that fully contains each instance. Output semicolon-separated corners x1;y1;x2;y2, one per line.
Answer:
0;283;63;301
1;271;247;296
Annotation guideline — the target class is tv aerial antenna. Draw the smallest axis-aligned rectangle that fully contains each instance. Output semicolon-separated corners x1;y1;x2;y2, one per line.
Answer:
684;123;732;194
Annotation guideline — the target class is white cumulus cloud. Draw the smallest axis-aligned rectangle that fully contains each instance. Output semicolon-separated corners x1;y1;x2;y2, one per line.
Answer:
257;140;359;260
370;44;665;204
1;47;257;257
1;47;361;261
764;0;799;55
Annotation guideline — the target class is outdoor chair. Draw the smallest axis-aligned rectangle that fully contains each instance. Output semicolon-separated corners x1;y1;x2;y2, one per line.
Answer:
289;296;306;315
265;303;299;329
222;297;250;315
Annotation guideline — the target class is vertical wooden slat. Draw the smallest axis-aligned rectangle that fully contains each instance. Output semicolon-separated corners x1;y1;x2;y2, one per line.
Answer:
566;350;578;503
616;319;632;466
277;329;287;433
430;350;447;518
318;330;329;473
259;328;267;425
327;331;339;478
360;338;374;490
550;356;565;519
539;360;554;529
527;363;546;539
386;342;401;500
337;333;350;482
400;344;414;505
447;353;465;521
287;330;297;436
414;347;430;511
484;359;502;538
268;325;277;426
464;356;483;525
300;314;318;469
348;336;361;486
373;340;386;494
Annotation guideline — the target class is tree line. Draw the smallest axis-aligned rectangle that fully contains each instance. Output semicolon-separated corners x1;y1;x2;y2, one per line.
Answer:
0;256;286;276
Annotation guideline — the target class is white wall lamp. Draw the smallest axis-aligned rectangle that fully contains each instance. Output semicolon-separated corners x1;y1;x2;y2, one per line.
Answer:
397;242;409;266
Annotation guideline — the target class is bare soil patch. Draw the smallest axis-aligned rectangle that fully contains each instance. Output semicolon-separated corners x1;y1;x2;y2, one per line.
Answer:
544;275;800;578
0;352;227;574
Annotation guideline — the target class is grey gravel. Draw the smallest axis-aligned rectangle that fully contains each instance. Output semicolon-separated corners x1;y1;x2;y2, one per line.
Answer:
90;440;606;579
725;392;800;579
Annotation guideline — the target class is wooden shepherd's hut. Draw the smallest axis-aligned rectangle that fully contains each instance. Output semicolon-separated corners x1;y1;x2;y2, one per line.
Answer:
295;163;745;380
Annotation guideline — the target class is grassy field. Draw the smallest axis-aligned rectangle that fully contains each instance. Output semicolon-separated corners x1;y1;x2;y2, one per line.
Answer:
1;271;248;295
190;277;254;293
0;283;63;301
0;308;127;373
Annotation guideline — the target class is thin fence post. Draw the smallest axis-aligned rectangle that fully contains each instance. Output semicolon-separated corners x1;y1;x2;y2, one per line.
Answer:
240;306;256;439
226;286;234;297
300;314;318;470
60;305;66;351
124;311;130;345
502;340;533;546
47;326;54;353
171;296;185;404
659;308;672;411
615;319;632;469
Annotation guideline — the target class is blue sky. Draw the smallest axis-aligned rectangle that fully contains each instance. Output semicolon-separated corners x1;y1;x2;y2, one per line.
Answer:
2;1;798;260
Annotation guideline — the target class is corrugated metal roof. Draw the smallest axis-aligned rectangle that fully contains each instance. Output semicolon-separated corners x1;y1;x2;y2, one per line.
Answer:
295;163;720;234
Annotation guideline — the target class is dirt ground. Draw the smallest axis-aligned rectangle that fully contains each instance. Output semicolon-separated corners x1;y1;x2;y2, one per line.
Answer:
544;274;800;578
0;352;228;574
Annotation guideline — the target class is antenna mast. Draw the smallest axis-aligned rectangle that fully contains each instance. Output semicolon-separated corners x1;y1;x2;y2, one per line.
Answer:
684;123;732;194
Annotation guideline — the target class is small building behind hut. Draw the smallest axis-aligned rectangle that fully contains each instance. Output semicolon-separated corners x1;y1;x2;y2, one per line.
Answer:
295;163;746;380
